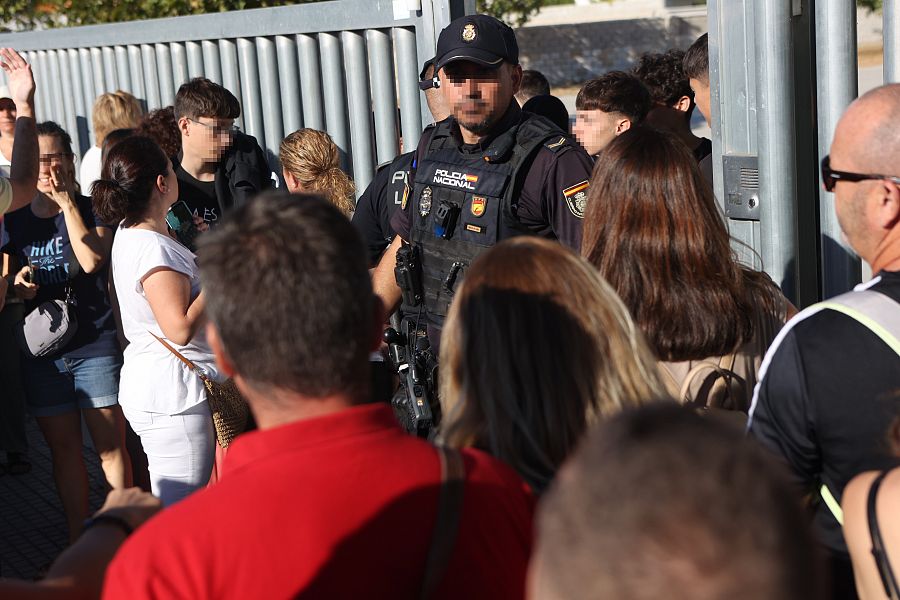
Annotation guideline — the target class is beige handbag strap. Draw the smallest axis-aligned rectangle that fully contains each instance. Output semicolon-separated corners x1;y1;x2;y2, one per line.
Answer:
677;351;739;406
149;331;208;381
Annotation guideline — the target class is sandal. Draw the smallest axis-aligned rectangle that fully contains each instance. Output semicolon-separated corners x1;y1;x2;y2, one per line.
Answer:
6;452;31;475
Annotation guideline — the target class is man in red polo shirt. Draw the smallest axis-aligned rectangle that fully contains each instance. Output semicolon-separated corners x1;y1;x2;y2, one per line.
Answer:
102;192;534;599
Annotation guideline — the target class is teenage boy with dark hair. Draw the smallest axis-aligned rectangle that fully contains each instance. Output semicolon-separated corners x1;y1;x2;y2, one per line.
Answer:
633;50;711;164
683;33;711;127
172;77;271;226
572;71;651;157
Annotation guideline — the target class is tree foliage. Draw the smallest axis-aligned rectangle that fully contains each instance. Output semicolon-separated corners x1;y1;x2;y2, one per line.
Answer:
857;0;882;11
0;0;321;30
0;0;887;32
477;0;546;27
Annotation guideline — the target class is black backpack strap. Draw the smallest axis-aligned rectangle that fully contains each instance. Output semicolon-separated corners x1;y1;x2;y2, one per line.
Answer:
868;469;900;599
420;445;465;599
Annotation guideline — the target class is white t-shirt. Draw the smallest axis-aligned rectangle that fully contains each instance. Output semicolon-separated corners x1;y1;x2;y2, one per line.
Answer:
0;146;11;178
80;145;102;193
112;226;219;415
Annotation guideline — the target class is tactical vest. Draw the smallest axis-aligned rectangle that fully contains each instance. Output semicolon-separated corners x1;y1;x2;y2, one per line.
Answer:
409;113;566;321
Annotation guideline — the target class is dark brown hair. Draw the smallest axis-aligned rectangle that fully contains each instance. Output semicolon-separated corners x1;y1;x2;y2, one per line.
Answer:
197;192;374;399
92;135;169;225
683;33;710;83
136;106;181;158
632;49;694;107
576;71;652;124
174;77;240;122
534;403;822;600
440;237;666;493
581;126;780;361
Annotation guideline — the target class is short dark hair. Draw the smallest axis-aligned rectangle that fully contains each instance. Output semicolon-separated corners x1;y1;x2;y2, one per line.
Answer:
522;95;570;133
534;403;822;600
36;120;74;156
632;50;694;107
518;69;551;99
92;136;169;225
683;33;710;83
197;192;374;399
174;77;241;122
575;71;652;124
100;128;135;166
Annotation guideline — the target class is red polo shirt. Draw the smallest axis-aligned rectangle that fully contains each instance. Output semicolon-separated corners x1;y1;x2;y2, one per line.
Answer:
103;404;534;599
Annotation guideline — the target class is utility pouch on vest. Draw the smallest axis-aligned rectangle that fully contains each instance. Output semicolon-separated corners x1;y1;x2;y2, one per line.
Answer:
434;200;460;239
395;242;424;307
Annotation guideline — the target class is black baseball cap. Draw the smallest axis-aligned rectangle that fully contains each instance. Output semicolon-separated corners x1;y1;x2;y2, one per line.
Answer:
434;15;519;71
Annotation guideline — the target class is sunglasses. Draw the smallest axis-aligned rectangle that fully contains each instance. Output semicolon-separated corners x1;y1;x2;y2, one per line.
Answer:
820;155;900;192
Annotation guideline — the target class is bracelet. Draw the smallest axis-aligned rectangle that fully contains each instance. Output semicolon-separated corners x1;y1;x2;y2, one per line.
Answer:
82;513;134;537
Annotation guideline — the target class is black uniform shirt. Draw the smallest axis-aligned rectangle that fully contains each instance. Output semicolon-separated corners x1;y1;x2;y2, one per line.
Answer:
748;270;900;555
391;103;593;251
352;151;414;266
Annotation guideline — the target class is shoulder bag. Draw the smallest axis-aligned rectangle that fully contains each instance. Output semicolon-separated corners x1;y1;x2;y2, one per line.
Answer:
151;332;249;448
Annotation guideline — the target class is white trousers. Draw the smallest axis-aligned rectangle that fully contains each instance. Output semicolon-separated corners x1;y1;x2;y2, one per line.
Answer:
122;402;215;506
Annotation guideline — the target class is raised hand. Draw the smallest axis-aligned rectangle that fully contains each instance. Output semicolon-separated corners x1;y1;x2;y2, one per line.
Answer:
0;48;35;112
49;164;77;209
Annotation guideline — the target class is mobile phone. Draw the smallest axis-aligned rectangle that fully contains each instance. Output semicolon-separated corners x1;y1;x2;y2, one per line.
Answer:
166;201;200;251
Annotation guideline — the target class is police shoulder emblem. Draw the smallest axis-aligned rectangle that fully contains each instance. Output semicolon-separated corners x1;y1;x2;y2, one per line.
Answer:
419;186;433;217
562;180;589;219
470;196;486;217
462;23;477;42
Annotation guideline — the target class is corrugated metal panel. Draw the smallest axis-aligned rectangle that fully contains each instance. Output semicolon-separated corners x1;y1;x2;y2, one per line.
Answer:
0;0;463;192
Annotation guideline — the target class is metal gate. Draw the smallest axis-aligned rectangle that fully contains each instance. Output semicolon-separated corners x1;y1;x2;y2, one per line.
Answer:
710;0;899;305
0;0;473;194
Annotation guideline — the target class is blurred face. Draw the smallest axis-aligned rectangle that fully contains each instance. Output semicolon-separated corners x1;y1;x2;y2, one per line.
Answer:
573;110;628;156
180;116;235;163
689;77;711;126
440;61;522;136
37;135;75;195
0;98;15;136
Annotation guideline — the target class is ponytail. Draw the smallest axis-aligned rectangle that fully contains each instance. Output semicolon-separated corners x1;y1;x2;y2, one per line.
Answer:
91;179;130;224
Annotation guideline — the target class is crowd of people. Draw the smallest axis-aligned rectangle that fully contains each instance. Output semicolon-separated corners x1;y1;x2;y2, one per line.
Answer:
0;9;897;600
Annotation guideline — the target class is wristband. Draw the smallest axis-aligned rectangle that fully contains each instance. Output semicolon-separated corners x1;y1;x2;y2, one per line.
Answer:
82;513;134;537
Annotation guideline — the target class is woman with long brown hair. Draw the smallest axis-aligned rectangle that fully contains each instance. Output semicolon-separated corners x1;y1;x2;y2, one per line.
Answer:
582;126;794;411
439;237;667;493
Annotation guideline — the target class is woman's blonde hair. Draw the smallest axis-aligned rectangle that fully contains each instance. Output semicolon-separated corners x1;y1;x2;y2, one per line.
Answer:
92;91;143;146
280;129;355;217
439;237;668;492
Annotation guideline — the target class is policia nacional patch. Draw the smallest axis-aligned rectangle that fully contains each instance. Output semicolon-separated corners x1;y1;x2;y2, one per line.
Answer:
562;180;589;218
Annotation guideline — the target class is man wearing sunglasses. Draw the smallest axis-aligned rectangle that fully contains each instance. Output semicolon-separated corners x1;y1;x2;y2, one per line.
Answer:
748;84;900;597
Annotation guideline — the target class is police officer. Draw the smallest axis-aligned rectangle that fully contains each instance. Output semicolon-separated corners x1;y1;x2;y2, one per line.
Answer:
352;58;450;266
373;14;593;346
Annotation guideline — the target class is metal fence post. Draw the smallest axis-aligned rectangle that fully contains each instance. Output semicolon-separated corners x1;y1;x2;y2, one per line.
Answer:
886;0;900;83
815;0;861;297
754;0;799;299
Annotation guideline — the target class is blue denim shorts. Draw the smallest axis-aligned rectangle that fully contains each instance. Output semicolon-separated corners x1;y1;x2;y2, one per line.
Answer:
22;354;123;417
